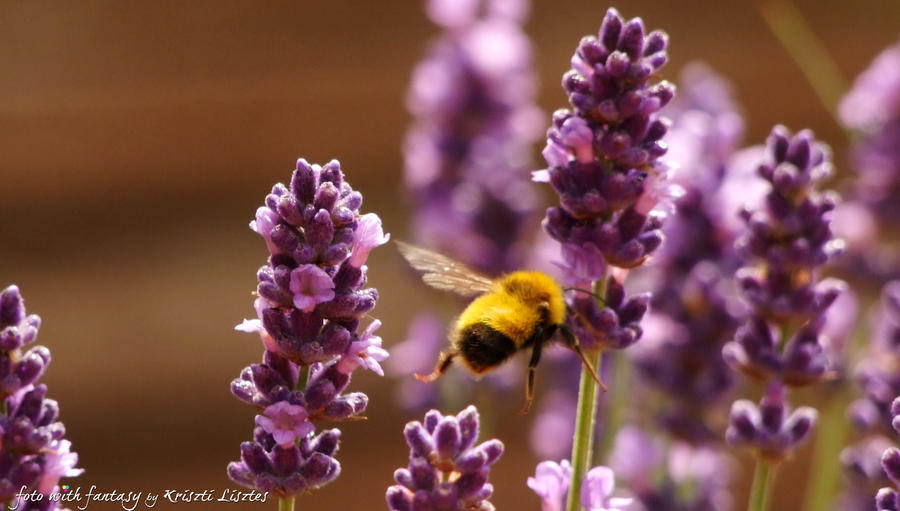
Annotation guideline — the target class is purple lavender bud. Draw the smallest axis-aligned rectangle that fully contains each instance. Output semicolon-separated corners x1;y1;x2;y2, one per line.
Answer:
387;406;502;511
892;397;900;434
885;448;900;486
405;422;437;459
0;286;25;328
878;487;900;511
434;418;462;459
387;486;414;511
318;392;368;421
299;452;341;486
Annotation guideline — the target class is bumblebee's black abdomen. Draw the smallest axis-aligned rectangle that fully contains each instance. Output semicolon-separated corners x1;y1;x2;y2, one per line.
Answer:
457;323;517;374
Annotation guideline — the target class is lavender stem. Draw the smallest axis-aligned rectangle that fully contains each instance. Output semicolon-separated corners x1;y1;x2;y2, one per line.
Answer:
566;278;609;511
278;497;294;511
567;349;604;511
748;461;775;511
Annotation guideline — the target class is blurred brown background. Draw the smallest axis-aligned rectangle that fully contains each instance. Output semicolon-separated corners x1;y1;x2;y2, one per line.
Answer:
0;0;897;509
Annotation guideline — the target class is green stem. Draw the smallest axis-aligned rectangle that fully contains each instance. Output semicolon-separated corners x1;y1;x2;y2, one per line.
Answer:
278;497;295;511
566;276;609;511
759;1;849;133
801;393;849;511
748;461;775;511
566;349;603;511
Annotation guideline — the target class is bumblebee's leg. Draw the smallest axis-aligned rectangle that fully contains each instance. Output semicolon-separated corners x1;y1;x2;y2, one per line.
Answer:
521;339;546;414
415;350;457;383
559;324;607;392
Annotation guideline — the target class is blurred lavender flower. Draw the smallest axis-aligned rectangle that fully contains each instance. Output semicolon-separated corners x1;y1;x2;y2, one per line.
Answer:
386;313;443;411
609;426;735;511
393;0;542;414
528;460;632;511
528;459;572;511
726;382;817;461
0;286;82;508
839;39;900;223
838;435;894;510
529;386;577;460
832;40;900;284
723;125;846;387
850;282;900;434
386;405;503;511
839;284;900;509
229;159;389;499
537;7;676;351
581;467;633;511
633;63;744;442
404;0;542;275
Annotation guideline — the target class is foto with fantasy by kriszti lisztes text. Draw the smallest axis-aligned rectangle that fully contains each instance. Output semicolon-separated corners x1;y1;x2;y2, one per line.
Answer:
12;484;269;509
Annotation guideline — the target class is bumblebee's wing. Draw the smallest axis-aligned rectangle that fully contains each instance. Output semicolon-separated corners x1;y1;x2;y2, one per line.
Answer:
396;241;495;297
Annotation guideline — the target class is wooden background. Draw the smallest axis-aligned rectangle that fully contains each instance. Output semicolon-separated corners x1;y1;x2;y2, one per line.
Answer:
0;0;897;509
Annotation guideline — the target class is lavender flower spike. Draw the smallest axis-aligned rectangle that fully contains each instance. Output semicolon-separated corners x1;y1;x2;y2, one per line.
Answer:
723;125;846;386
0;285;83;509
386;405;503;511
229;159;389;500
538;7;677;351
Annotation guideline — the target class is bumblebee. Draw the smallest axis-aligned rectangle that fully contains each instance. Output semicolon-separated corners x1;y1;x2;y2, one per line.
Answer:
397;241;605;413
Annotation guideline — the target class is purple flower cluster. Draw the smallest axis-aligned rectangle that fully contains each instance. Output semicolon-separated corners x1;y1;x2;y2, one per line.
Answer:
633;63;745;442
386;406;503;511
403;0;542;275
528;460;632;511
536;7;676;351
723;125;845;387
876;397;900;511
229;159;389;498
0;285;82;509
726;383;817;461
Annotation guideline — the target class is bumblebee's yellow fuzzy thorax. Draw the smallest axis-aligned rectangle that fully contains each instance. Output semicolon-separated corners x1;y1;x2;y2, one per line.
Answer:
495;271;566;326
